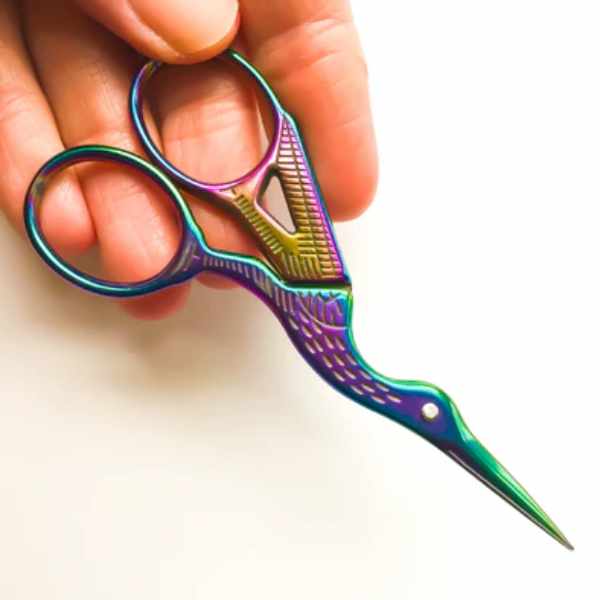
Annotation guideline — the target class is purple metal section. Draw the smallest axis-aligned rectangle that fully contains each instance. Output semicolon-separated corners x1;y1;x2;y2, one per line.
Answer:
198;250;411;420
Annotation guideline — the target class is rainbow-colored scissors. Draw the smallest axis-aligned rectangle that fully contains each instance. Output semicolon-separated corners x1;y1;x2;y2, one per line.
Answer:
24;50;571;549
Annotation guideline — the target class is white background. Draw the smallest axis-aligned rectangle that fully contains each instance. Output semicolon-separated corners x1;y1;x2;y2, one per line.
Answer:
1;1;598;598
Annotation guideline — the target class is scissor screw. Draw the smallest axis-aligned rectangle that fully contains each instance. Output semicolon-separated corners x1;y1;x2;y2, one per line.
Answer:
421;403;440;422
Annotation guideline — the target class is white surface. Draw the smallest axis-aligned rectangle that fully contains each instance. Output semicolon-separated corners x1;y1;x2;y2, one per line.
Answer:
1;1;598;598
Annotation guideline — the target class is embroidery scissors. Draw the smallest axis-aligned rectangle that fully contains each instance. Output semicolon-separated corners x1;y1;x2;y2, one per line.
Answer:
24;50;571;549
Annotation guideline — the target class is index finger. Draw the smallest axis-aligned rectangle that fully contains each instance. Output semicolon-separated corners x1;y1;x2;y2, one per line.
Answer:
241;0;378;221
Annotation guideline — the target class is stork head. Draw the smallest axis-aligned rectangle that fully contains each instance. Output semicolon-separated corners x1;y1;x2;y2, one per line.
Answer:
405;384;573;549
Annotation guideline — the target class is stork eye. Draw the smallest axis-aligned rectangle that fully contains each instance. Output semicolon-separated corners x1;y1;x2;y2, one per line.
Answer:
421;402;440;422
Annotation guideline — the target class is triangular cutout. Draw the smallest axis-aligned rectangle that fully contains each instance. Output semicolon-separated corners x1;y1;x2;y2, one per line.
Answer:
259;175;296;233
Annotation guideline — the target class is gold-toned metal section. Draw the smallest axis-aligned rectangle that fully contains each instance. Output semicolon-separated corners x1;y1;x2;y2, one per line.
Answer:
218;115;346;283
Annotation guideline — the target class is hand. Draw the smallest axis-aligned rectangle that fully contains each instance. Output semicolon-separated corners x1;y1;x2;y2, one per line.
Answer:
0;0;377;319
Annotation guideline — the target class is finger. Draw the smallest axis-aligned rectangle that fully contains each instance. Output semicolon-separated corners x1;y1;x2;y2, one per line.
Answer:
241;0;378;221
75;0;240;64
151;60;263;290
0;0;93;255
24;0;189;320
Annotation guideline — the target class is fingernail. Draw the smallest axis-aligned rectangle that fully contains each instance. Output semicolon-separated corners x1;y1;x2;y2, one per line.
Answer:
129;0;239;57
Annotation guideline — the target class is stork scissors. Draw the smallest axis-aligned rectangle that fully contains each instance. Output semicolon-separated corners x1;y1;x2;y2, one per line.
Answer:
24;50;571;549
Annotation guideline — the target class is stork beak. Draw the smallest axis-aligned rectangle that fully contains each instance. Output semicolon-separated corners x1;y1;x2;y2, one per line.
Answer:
445;434;573;550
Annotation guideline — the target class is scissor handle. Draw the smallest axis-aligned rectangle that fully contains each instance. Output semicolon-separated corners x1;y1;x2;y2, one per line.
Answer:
131;50;283;197
24;145;204;298
131;50;348;285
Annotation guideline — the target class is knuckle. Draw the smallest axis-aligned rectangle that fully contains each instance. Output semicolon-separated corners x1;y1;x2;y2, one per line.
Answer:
0;83;39;128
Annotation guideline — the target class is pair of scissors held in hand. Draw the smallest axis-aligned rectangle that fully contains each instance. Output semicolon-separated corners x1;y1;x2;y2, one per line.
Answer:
24;50;571;549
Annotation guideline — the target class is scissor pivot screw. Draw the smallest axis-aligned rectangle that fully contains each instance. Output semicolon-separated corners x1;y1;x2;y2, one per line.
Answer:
421;403;440;422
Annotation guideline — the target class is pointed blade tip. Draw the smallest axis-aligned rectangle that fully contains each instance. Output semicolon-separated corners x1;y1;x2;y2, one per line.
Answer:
558;534;574;551
546;522;574;551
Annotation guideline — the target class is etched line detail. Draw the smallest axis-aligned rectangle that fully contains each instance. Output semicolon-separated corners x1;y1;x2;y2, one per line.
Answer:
200;263;402;414
279;290;405;412
275;117;344;281
343;369;357;381
333;354;345;367
304;341;317;355
221;116;348;283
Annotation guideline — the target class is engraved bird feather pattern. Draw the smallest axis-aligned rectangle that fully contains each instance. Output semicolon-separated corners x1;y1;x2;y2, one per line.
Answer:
274;115;345;281
199;248;405;416
223;113;347;284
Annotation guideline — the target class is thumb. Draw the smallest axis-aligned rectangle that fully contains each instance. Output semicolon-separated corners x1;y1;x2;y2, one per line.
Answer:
74;0;240;63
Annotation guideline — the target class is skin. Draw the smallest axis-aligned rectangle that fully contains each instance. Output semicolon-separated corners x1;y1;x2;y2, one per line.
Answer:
0;0;377;319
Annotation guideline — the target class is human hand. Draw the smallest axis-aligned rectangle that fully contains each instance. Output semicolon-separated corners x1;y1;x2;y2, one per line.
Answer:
0;0;377;319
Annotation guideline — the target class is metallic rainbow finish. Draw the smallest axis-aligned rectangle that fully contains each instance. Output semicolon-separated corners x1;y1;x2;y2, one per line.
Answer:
131;52;348;284
23;50;571;550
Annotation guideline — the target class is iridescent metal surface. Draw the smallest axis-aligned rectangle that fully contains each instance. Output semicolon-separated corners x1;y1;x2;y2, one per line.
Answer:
24;50;571;550
131;53;347;284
